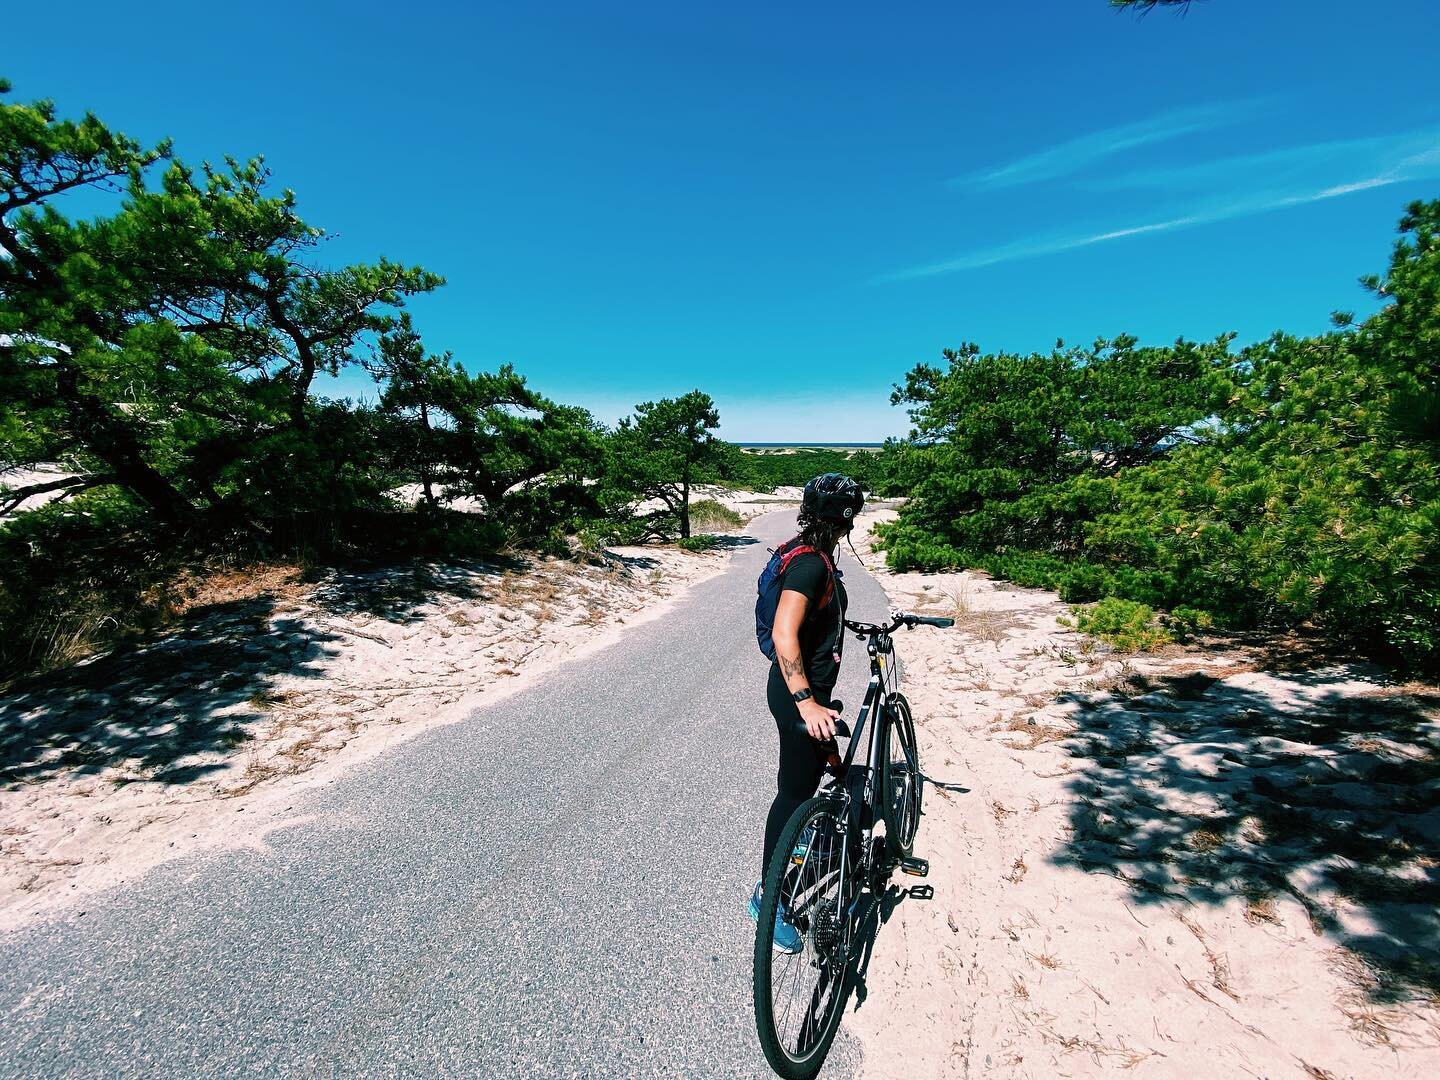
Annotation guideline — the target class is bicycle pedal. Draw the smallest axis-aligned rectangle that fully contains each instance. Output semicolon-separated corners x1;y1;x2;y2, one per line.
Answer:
907;884;934;900
900;856;929;878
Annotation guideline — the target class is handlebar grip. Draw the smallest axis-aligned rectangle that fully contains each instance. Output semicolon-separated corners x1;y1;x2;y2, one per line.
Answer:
793;717;852;739
916;616;954;628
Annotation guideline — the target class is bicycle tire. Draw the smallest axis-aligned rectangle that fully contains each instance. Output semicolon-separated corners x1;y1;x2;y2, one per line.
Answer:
753;795;854;1079
881;692;923;857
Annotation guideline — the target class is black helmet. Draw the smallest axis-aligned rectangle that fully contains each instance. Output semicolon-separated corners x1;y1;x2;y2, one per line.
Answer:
802;473;864;524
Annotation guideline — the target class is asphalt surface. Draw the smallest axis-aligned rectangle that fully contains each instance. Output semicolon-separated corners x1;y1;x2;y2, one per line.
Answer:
1;510;894;1079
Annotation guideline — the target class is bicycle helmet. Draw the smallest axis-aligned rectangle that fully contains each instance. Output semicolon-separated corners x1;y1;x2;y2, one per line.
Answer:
802;473;864;524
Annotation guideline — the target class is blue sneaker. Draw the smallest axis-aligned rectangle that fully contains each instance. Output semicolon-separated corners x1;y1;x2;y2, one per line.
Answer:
747;882;803;954
771;907;803;954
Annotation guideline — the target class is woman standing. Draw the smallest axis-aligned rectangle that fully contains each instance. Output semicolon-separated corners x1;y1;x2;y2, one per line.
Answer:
749;473;864;952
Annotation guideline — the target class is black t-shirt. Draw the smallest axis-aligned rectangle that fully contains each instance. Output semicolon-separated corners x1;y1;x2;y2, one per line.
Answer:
778;551;847;689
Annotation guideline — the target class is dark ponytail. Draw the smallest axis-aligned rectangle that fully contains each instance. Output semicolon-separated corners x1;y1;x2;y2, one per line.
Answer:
797;508;845;557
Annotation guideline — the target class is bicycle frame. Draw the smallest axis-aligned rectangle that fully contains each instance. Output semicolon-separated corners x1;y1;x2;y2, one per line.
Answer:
756;610;950;1077
815;621;902;952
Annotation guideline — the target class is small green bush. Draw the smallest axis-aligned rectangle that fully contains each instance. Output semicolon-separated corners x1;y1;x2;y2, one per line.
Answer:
677;533;721;552
688;498;744;531
1070;597;1175;652
1163;605;1215;641
1058;561;1110;602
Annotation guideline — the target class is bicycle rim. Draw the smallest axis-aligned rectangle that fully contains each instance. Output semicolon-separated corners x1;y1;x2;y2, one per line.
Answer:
754;796;854;1079
883;693;922;857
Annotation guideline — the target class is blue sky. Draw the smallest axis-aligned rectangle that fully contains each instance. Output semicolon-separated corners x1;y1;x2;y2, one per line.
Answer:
8;1;1440;440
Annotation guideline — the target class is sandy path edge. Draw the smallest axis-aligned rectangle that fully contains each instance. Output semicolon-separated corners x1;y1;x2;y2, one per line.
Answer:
1;540;742;934
845;510;1440;1080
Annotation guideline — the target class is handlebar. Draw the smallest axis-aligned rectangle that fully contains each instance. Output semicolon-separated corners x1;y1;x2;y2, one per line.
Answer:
843;612;954;638
792;701;851;739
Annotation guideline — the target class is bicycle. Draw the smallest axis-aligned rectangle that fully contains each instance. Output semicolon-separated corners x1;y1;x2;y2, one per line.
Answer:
753;610;953;1079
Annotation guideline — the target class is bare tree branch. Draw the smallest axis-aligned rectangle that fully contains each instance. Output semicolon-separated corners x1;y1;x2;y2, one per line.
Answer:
0;473;118;515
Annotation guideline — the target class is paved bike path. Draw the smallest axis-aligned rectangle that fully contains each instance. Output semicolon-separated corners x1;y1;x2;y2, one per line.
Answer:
0;511;892;1078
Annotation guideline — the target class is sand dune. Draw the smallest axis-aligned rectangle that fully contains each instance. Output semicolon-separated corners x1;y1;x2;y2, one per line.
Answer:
848;510;1440;1079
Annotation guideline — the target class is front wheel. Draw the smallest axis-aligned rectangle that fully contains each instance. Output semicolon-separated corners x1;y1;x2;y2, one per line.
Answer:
754;795;854;1079
882;692;923;858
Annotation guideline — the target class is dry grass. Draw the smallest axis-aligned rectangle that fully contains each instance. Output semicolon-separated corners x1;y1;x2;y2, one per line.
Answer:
939;580;972;618
167;563;307;617
1341;1003;1397;1047
998;713;1074;751
1177;912;1240;1002
1000;910;1040;941
1244;894;1282;927
1189;828;1225;853
952;608;1027;647
1027;949;1063;970
1005;854;1029;884
1079;662;1142;697
247;689;284;712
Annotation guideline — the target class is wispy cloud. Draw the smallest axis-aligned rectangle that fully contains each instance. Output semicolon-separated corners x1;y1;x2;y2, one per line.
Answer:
951;102;1260;190
884;132;1440;282
1089;132;1436;191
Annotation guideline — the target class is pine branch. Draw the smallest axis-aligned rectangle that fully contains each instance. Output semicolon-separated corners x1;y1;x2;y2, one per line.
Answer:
0;473;118;514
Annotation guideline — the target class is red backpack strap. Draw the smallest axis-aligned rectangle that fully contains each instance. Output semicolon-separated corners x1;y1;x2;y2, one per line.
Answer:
778;544;835;610
815;550;835;610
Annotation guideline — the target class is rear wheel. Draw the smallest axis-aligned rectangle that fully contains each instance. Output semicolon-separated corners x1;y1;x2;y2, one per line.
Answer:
754;796;854;1079
882;692;923;857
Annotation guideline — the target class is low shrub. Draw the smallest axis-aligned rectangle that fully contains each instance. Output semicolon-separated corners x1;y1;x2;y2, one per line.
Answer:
1057;561;1110;602
688;498;744;531
677;533;721;552
1163;605;1215;642
1068;597;1175;652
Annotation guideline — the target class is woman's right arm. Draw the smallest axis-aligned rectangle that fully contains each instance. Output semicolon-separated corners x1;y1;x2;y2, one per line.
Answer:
773;589;840;740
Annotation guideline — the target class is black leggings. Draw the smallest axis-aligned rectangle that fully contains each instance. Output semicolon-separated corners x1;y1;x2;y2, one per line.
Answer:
761;664;833;879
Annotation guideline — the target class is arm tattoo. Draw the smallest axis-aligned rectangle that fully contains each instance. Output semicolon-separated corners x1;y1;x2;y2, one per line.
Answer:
780;654;804;681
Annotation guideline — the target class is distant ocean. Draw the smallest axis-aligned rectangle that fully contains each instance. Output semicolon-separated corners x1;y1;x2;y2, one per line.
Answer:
739;442;885;449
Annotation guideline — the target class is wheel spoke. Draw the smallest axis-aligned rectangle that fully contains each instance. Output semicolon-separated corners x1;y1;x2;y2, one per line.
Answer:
760;801;852;1066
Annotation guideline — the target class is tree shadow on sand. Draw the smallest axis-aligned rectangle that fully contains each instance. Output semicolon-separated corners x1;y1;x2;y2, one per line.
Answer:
0;597;341;788
0;556;522;790
1052;665;1440;1003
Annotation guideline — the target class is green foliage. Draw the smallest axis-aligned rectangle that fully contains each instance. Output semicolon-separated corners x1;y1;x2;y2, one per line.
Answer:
724;446;881;492
881;201;1440;672
688;498;744;531
610;391;723;540
677;533;721;552
0;80;723;680
1066;598;1175;653
1162;605;1214;642
0;489;166;674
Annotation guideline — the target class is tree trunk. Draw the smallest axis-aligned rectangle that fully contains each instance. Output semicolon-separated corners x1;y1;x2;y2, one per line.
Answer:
419;403;436;508
55;362;196;527
680;461;691;539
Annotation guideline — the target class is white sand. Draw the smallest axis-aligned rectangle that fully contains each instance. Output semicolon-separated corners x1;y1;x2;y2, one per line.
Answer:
847;510;1440;1079
0;464;83;518
632;483;805;519
0;543;729;931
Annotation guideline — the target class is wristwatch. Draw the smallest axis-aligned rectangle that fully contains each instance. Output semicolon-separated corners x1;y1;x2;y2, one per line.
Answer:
792;688;814;703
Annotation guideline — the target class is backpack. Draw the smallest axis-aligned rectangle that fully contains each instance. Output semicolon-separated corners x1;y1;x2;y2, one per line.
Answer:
755;538;836;662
